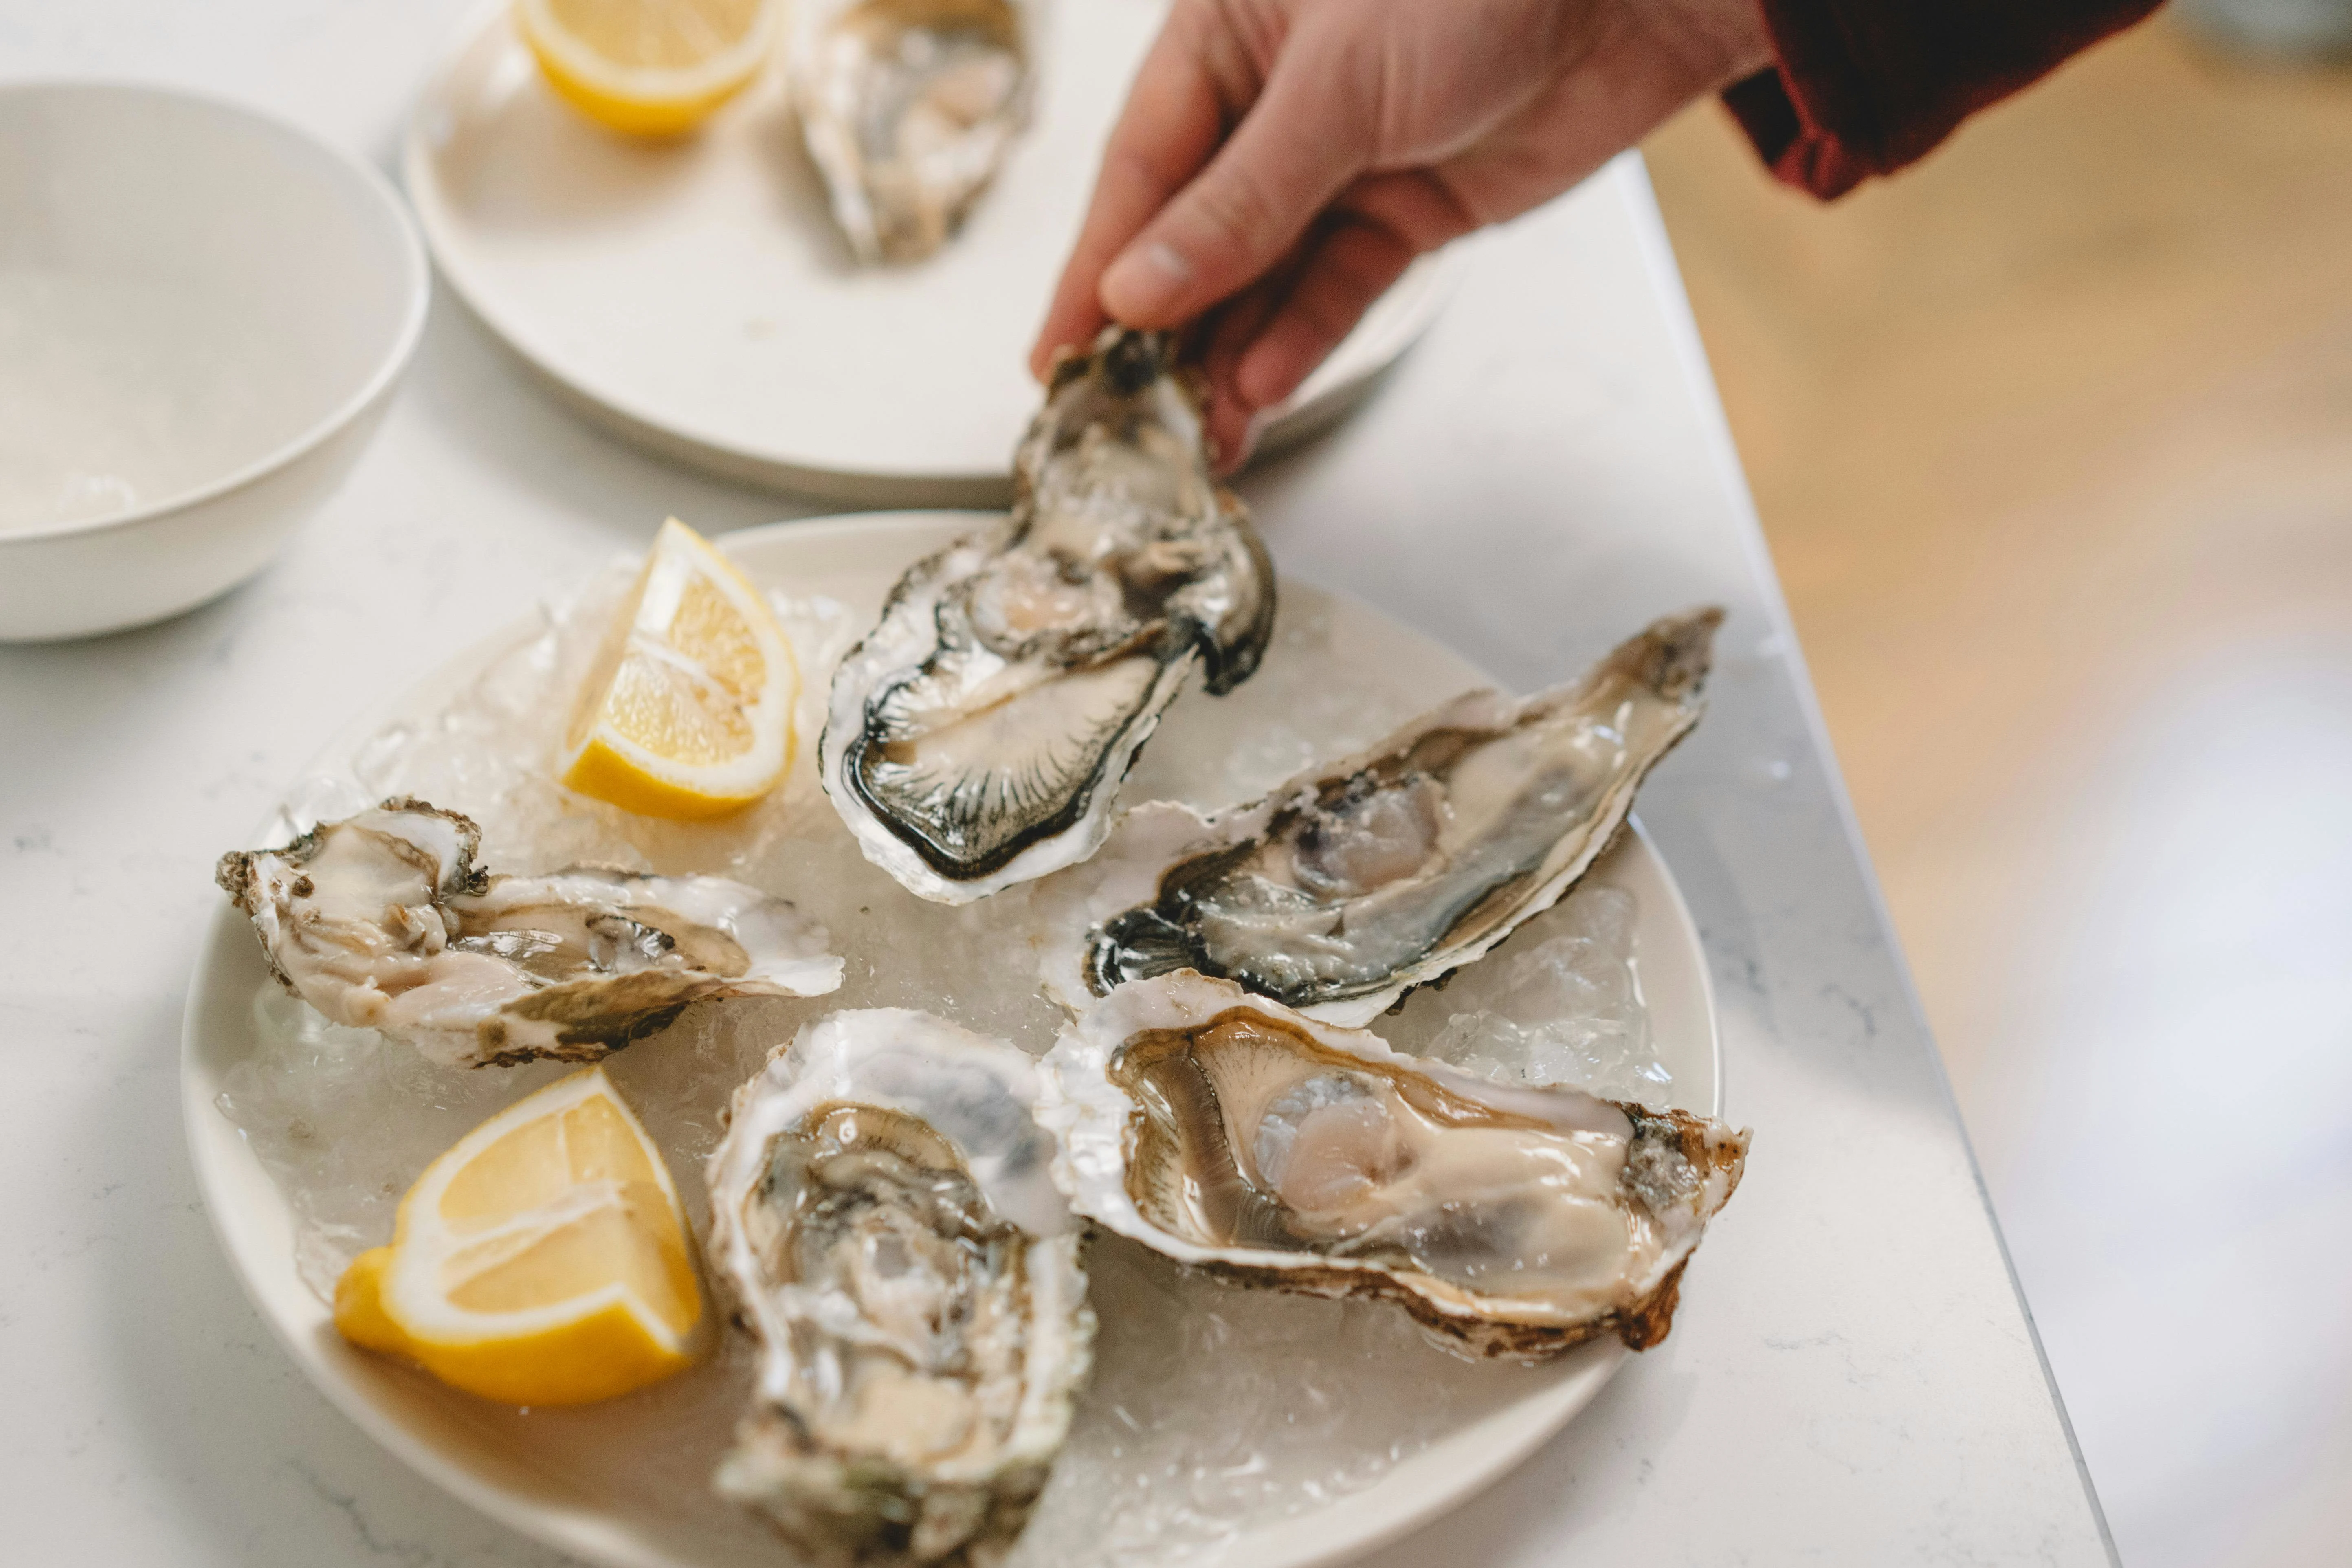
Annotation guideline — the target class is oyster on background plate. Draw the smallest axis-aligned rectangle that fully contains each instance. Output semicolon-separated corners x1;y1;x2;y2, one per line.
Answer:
793;0;1034;264
1038;971;1748;1360
216;798;840;1068
822;327;1275;905
706;1008;1093;1565
1036;608;1721;1025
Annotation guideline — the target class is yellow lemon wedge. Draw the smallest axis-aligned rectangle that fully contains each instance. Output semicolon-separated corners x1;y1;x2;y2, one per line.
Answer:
517;0;778;137
334;1067;708;1406
560;517;798;820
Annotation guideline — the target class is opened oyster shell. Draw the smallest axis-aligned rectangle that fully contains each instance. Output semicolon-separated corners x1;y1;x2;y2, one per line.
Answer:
792;0;1033;264
1036;609;1720;1024
216;799;840;1068
706;1009;1093;1565
1038;972;1746;1360
822;328;1275;904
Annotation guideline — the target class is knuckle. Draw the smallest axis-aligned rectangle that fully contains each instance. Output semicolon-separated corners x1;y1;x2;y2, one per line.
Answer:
1186;174;1282;266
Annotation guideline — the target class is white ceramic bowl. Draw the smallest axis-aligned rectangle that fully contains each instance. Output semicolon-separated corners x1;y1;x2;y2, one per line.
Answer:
0;83;428;641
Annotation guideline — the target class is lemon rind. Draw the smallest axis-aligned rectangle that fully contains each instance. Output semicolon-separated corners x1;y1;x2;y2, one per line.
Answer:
517;0;779;134
559;519;800;816
352;1068;707;1370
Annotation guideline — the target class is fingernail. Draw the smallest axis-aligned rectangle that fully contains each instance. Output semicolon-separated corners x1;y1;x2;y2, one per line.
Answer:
1101;241;1193;319
1233;408;1269;471
1206;406;1260;476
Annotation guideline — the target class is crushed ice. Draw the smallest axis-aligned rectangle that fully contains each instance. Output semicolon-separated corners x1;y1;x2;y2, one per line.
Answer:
210;555;1666;1565
1375;886;1671;1107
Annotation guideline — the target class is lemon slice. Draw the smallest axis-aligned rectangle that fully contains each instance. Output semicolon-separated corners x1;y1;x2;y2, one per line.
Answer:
517;0;778;136
561;517;798;820
334;1067;708;1406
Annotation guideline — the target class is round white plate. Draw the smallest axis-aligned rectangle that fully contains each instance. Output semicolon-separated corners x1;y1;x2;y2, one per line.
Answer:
402;1;1458;504
182;513;1720;1568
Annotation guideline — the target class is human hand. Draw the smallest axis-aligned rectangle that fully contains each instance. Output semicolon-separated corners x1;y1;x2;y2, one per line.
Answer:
1030;0;1770;467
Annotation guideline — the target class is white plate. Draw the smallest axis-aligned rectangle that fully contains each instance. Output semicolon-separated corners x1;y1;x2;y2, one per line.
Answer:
182;513;1721;1568
402;2;1457;504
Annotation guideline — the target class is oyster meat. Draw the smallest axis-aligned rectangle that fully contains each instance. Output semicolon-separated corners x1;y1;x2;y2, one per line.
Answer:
217;799;841;1068
706;1009;1093;1564
1039;609;1720;1023
793;0;1033;264
822;328;1275;904
1038;972;1747;1359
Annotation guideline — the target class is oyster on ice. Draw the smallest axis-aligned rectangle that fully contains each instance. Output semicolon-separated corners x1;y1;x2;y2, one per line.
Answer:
822;328;1275;904
706;1009;1094;1564
792;0;1033;264
1038;972;1747;1359
1039;609;1720;1023
217;799;841;1068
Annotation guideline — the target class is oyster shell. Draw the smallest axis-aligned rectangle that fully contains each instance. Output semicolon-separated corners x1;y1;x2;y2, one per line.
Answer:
1038;609;1720;1024
1038;972;1746;1359
793;0;1033;264
822;328;1275;904
706;1009;1093;1564
216;799;841;1068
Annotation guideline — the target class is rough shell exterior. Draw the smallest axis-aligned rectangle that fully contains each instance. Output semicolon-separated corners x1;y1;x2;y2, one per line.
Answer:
705;1010;1095;1564
1034;609;1721;1026
218;798;840;1067
1035;971;1748;1360
820;328;1273;904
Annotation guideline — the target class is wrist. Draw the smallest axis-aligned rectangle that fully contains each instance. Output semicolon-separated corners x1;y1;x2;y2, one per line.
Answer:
1636;0;1775;91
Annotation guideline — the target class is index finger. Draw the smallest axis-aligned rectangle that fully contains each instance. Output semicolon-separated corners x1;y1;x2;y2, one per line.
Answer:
1028;5;1257;378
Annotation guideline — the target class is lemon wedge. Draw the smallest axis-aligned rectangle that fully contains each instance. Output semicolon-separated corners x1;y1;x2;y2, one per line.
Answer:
561;517;798;820
334;1067;708;1406
517;0;778;137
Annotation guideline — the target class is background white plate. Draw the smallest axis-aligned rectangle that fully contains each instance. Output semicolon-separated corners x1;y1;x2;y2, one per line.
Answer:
182;513;1722;1568
402;1;1458;504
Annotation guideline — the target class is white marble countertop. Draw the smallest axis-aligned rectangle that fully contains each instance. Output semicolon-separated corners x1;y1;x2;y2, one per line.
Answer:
0;3;2116;1563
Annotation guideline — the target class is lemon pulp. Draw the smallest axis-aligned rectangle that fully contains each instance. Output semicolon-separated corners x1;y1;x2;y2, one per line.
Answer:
517;0;777;137
560;516;798;819
334;1067;708;1406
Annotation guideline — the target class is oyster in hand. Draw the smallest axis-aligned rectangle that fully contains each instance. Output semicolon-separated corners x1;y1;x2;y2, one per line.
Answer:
1038;972;1748;1360
822;328;1275;904
707;1009;1093;1565
217;799;840;1067
1039;608;1721;1023
793;0;1033;264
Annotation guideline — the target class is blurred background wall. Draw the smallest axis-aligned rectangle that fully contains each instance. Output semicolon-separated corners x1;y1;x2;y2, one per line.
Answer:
1642;14;2352;1566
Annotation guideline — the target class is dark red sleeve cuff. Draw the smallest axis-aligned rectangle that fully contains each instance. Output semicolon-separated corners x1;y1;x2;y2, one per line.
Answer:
1722;0;2165;198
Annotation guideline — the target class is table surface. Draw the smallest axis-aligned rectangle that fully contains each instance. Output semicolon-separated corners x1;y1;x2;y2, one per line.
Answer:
0;3;2117;1563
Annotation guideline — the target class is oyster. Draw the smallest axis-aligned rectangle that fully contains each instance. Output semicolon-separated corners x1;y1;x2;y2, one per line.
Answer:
822;328;1275;904
1038;609;1720;1024
217;799;840;1068
706;1009;1093;1564
793;0;1033;264
1038;972;1747;1359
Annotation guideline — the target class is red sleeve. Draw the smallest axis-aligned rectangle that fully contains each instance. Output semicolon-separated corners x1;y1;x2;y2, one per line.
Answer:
1721;0;2165;198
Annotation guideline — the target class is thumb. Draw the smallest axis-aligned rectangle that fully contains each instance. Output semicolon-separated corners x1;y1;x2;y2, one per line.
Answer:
1099;51;1367;327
